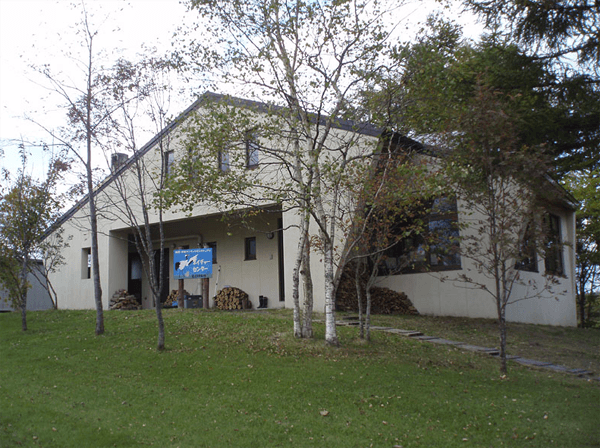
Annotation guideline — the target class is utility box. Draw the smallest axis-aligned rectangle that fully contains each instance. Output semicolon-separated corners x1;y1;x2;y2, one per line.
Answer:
184;295;202;309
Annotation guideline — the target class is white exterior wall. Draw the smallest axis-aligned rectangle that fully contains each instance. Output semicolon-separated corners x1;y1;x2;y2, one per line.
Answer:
52;217;104;309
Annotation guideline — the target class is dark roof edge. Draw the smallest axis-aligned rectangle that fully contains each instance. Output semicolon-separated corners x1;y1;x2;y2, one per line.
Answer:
43;95;206;238
543;174;579;211
201;92;383;137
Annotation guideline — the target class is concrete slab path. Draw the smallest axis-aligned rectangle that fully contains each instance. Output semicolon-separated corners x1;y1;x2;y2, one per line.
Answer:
335;319;599;382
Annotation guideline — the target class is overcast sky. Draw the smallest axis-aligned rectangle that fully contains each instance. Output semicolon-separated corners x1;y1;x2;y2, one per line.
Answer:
0;0;483;178
0;0;190;176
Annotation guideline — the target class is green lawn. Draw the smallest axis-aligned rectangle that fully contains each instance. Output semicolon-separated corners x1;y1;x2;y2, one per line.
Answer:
1;309;598;447
367;313;600;374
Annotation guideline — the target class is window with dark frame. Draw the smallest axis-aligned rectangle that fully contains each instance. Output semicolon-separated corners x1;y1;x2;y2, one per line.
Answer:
164;150;175;175
245;237;256;261
515;223;538;272
82;247;91;279
186;147;199;180
379;197;461;275
545;213;564;276
218;148;230;172
206;242;217;264
245;133;259;169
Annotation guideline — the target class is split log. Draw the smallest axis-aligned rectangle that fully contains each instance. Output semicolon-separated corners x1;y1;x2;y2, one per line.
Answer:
109;289;141;310
213;287;251;310
336;264;418;315
164;289;190;308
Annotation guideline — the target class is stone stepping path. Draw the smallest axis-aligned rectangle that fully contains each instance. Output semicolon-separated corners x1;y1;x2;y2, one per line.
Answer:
335;318;599;381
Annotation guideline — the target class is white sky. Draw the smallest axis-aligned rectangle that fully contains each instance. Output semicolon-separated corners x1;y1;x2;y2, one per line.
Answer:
0;0;190;176
0;0;483;178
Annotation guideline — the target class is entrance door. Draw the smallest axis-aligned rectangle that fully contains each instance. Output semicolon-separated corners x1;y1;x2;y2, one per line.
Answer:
128;253;143;303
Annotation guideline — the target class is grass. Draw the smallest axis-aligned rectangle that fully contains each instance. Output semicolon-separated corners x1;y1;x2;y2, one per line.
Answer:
0;309;598;448
366;313;600;374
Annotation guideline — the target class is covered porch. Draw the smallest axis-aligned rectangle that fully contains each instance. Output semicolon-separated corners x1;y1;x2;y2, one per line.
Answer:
107;208;285;310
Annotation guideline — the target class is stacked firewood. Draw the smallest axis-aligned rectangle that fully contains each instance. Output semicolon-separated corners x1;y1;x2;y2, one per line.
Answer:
110;289;141;310
336;264;418;315
164;290;190;307
214;287;251;310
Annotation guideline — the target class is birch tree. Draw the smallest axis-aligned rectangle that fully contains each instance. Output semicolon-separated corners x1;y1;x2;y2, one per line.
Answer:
102;58;173;350
171;0;406;345
33;8;126;335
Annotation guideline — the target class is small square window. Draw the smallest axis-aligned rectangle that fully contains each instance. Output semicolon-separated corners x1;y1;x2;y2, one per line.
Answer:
245;237;256;260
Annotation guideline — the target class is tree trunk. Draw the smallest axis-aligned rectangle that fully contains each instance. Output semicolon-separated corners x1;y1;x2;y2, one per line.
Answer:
85;33;104;336
89;193;104;335
292;219;308;338
203;278;210;309
365;278;374;342
19;256;28;332
323;239;338;346
301;236;313;338
498;309;507;375
577;278;586;327
355;261;364;339
178;278;185;309
48;281;58;310
497;259;508;375
156;296;165;350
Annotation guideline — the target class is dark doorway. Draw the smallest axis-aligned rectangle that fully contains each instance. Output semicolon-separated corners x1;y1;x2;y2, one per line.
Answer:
154;248;170;305
278;218;285;302
128;252;143;303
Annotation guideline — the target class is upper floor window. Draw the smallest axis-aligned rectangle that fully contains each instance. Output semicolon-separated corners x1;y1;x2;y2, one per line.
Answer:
245;134;259;169
164;150;175;175
218;148;230;172
544;213;564;276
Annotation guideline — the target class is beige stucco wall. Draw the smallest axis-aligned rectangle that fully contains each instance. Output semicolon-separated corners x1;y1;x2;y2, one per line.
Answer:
374;201;577;327
47;100;577;327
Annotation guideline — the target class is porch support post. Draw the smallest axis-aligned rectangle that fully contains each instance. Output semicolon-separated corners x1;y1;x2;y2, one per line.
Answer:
178;279;185;309
202;278;209;309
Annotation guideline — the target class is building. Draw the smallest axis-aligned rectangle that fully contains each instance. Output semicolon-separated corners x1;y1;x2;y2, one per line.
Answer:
46;93;577;326
0;261;54;312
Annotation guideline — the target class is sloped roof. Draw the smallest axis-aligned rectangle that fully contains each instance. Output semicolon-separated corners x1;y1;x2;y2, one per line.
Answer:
44;92;388;236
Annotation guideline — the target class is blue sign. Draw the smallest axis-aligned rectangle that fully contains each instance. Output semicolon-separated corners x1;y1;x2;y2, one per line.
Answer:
173;248;213;279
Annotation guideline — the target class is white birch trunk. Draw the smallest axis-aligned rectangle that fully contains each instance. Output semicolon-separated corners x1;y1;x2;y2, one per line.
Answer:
301;235;313;338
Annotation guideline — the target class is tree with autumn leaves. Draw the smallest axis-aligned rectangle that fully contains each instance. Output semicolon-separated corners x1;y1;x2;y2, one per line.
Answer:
368;20;579;372
0;146;69;331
